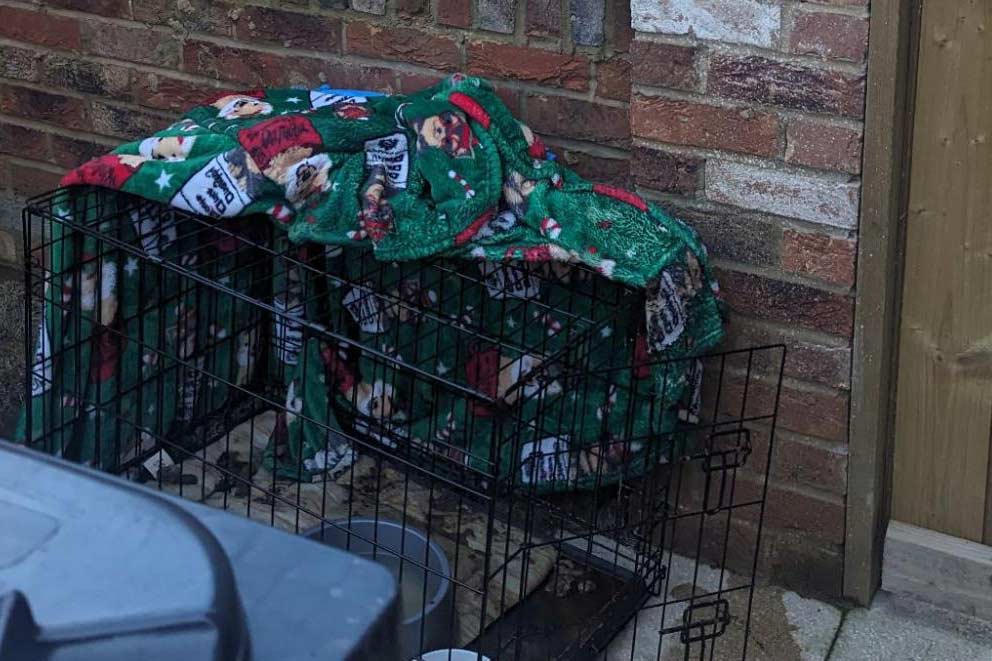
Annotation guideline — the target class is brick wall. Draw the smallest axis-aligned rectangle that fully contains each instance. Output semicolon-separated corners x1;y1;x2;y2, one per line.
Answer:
0;0;869;597
629;0;867;597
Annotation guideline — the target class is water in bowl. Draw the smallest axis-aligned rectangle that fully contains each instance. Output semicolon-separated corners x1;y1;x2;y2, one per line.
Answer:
362;553;432;622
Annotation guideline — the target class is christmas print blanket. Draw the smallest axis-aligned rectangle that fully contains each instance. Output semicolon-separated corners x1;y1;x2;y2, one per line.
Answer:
18;75;724;490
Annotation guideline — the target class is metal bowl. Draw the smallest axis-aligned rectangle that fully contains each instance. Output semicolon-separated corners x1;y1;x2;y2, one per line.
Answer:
304;518;453;658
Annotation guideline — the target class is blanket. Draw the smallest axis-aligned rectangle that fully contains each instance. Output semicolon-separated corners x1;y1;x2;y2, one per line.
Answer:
18;75;723;491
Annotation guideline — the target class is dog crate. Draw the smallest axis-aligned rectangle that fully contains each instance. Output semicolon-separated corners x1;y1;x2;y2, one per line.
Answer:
22;186;785;660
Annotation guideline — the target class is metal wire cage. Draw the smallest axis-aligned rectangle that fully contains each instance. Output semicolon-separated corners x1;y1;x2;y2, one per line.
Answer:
22;186;785;660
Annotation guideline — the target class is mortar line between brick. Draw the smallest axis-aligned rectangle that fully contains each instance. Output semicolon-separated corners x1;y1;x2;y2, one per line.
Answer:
0;36;227;87
638;189;859;242
630;137;859;184
0;0;181;35
710;257;855;296
779;0;795;53
736;464;847;507
783;0;870;20
750;420;851;456
0;112;120;147
0;0;357;28
513;0;527;44
0;75;175;120
730;315;855;351
631;31;868;75
657;153;858;190
177;29;614;102
721;360;852;403
4;154;63;175
0;32;609;108
4;0;540;53
542;136;629;160
631;86;866;130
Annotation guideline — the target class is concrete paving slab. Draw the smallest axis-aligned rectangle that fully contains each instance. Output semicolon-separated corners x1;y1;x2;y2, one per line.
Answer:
608;553;842;660
829;592;992;661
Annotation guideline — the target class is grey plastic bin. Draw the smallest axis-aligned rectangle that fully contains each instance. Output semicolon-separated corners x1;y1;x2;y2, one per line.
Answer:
0;440;399;661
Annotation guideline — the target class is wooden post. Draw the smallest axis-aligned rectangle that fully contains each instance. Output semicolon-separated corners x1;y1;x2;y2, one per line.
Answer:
844;0;921;605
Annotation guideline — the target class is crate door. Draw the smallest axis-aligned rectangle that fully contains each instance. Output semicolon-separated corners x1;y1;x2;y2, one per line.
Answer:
890;0;992;544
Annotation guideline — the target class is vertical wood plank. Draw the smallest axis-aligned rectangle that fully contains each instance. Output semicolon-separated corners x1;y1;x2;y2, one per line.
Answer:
892;0;992;542
845;0;921;604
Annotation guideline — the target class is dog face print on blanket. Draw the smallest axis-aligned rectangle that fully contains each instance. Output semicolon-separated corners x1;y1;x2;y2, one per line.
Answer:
414;110;478;158
212;92;273;120
237;115;333;208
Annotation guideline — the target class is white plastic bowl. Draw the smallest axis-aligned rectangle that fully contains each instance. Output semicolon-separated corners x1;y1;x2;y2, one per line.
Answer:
416;650;491;661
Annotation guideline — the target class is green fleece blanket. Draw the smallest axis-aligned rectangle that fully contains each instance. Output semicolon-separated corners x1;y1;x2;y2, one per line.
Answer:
18;75;723;491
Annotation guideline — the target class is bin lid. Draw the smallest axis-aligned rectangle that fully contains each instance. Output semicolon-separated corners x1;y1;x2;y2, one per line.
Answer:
0;441;397;660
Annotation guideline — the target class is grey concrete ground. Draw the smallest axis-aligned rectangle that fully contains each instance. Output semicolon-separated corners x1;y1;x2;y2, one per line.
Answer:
607;552;992;661
830;592;992;661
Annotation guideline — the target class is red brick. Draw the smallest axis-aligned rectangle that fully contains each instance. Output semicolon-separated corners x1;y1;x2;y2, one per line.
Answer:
526;0;560;36
607;0;632;51
631;148;702;195
491;84;521;115
559;150;629;187
712;373;850;444
394;0;427;16
0;85;88;131
235;7;341;52
82;21;180;67
396;71;446;94
467;42;589;91
632;96;781;158
41;55;132;101
346;23;460;71
49;134;115;169
88;101;168;140
761;527;844;598
43;0;130;18
675;462;845;545
630;40;698;90
437;0;471;28
790;11;869;62
786;118;862;174
324;64;399;95
781;230;857;288
764;433;847;496
716;268;854;337
133;73;219;112
741;478;845;544
667;503;763;579
737;425;848;496
0;45;41;83
523;95;629;147
0;6;81;50
708;54;865;118
722;320;852;391
595;56;630;102
11;162;64;197
182;41;329;87
706;159;859;229
0;123;51;161
132;0;235;36
674;205;778;266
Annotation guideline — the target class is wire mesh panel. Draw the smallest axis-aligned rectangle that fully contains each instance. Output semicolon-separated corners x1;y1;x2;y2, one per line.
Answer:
22;187;785;660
